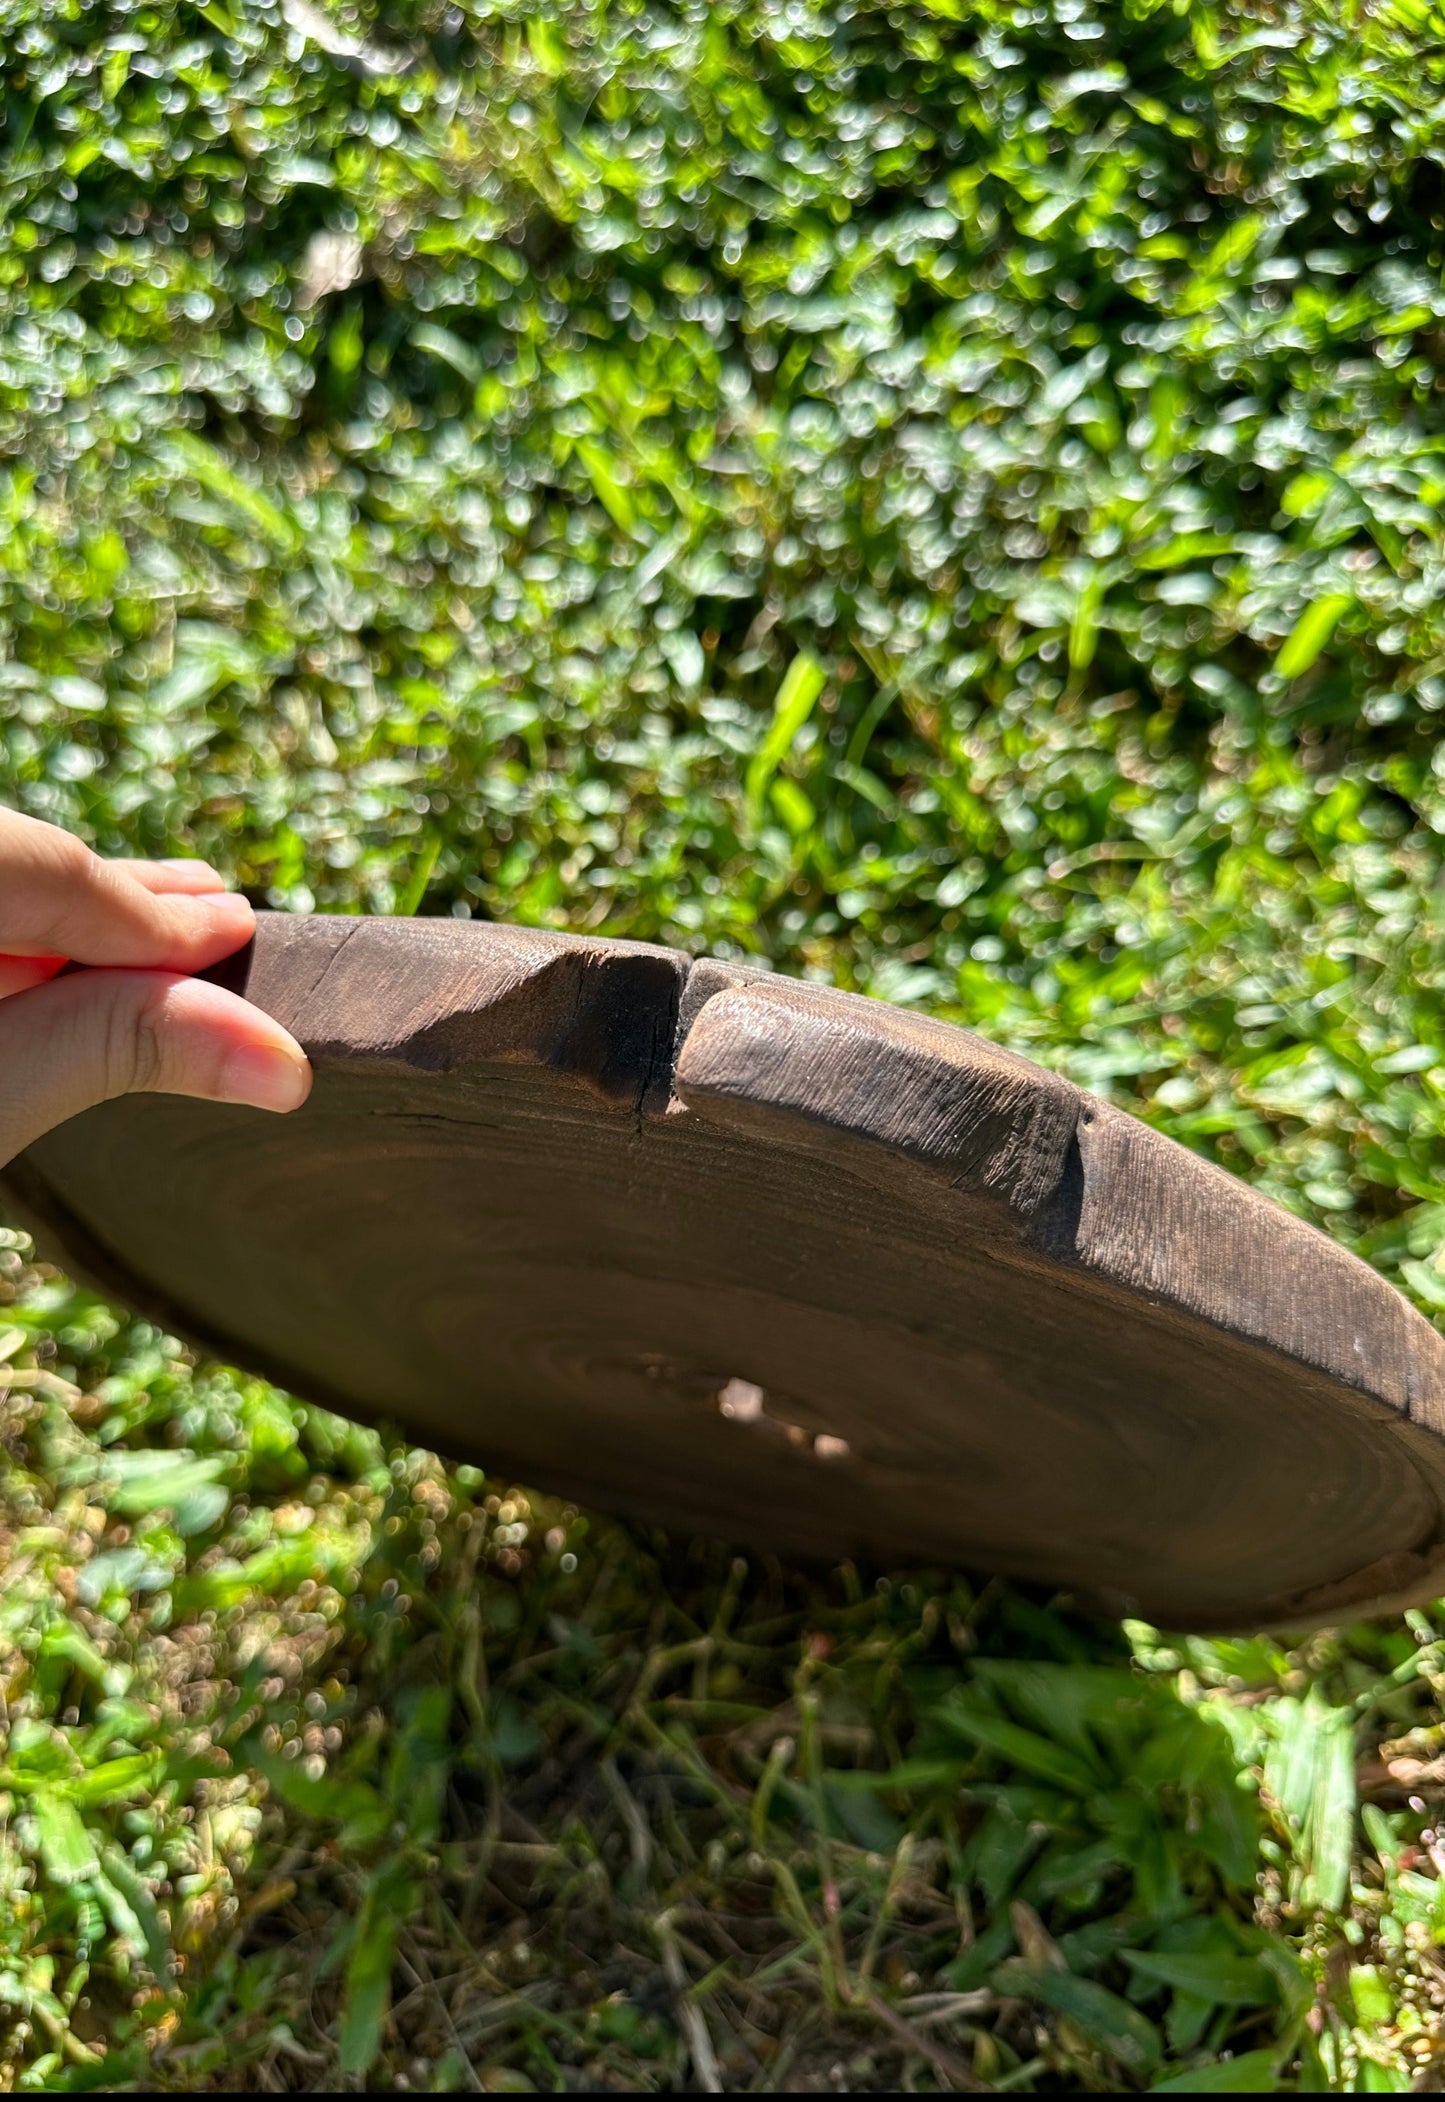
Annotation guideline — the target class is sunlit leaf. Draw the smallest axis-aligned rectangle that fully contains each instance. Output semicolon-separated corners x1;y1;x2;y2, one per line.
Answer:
1274;594;1353;681
31;1795;99;1886
744;650;826;827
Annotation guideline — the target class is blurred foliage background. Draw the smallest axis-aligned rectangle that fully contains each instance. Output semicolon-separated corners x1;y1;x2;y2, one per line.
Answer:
5;0;1445;2087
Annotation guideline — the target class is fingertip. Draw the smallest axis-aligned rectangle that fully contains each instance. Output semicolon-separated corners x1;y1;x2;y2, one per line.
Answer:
174;890;257;954
123;858;231;896
219;1041;313;1114
155;973;310;1109
192;891;256;930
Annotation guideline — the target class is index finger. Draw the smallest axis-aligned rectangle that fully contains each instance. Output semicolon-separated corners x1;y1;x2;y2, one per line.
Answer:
0;809;256;971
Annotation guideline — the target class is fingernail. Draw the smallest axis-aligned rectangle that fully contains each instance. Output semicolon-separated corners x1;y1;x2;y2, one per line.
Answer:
160;858;226;885
194;893;255;930
221;1044;311;1114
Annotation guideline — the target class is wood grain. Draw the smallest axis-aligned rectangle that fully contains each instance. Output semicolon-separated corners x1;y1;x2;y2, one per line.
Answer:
5;912;1444;1632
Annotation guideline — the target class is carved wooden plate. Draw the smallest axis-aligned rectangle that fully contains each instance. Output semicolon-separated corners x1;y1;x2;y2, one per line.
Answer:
5;913;1444;1631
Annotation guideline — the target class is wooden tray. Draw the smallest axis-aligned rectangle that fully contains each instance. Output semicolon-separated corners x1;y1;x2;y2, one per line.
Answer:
5;913;1444;1632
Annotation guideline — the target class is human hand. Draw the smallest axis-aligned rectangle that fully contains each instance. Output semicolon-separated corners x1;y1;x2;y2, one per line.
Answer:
0;807;311;1169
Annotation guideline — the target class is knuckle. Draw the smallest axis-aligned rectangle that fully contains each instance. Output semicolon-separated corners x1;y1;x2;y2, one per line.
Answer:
101;982;169;1100
27;831;105;947
38;822;96;886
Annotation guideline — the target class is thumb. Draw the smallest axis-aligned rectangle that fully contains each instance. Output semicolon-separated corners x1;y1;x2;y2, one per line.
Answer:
0;969;312;1169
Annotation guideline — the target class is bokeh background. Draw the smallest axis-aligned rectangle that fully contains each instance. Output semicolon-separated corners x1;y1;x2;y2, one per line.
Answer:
4;0;1445;2087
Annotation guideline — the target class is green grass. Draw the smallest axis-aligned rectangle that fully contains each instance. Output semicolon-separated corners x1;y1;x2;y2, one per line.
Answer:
6;0;1445;2086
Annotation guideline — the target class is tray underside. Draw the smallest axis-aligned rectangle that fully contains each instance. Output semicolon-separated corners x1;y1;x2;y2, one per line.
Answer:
6;914;1445;1633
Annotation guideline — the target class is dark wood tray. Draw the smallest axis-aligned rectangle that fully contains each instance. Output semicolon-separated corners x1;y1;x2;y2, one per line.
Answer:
5;913;1443;1632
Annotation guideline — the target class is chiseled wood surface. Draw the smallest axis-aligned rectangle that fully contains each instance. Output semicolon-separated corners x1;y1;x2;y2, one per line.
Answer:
5;912;1445;1633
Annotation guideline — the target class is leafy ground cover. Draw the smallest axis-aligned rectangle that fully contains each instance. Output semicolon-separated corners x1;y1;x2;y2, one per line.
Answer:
6;0;1445;2086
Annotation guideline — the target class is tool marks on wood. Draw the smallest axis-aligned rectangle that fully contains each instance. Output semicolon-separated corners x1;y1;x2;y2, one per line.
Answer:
204;917;688;1114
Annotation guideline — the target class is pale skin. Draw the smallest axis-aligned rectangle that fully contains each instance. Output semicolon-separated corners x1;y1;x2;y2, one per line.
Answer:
0;806;312;1169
